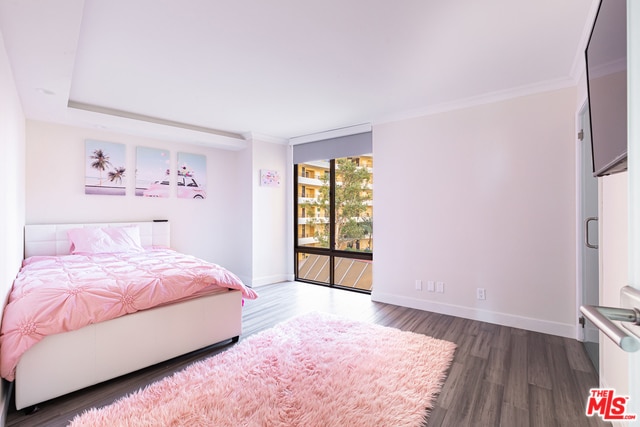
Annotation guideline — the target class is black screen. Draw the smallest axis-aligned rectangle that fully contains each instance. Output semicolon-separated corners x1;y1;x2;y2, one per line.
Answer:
585;0;627;177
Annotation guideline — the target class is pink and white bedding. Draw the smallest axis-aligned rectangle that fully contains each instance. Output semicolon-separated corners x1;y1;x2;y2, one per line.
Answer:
0;248;257;381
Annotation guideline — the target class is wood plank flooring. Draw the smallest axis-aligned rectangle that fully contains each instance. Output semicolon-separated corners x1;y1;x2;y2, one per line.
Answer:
6;281;609;426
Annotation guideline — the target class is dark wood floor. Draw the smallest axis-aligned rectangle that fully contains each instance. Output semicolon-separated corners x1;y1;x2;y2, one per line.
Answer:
6;281;609;426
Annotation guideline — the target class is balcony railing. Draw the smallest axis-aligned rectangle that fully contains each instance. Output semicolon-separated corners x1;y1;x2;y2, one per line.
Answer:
297;254;373;291
297;216;329;224
297;237;318;245
298;176;324;186
298;197;317;204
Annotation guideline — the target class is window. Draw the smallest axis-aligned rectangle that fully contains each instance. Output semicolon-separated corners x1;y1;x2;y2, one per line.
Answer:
295;155;373;292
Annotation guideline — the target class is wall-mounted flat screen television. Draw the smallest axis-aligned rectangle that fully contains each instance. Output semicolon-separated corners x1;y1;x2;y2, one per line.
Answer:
585;0;627;177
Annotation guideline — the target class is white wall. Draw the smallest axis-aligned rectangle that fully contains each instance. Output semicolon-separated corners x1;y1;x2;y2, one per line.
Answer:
250;137;289;286
0;23;25;303
0;25;26;424
232;135;290;286
233;137;255;283
24;121;290;286
372;87;578;337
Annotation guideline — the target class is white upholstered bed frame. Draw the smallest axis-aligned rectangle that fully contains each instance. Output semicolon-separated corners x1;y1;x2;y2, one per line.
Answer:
14;221;243;410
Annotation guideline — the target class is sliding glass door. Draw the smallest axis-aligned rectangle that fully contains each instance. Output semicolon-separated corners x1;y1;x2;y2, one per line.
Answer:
295;155;373;292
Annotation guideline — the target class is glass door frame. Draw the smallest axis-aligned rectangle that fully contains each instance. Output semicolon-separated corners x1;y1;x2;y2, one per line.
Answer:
294;159;373;293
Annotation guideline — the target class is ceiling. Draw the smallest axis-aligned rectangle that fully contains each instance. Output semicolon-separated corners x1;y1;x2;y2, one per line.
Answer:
0;0;598;149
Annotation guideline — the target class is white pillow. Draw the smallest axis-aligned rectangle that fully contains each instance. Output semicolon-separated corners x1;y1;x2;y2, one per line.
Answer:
103;226;145;251
67;226;145;254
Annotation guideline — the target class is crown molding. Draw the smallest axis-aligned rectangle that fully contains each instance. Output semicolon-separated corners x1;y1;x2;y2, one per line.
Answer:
569;0;601;82
375;77;577;125
66;101;247;150
242;132;288;145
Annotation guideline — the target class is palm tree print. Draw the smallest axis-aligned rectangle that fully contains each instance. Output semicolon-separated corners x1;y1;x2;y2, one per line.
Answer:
90;149;112;186
108;166;126;184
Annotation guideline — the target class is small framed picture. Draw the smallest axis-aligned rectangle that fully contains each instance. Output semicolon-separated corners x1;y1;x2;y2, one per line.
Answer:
260;169;281;187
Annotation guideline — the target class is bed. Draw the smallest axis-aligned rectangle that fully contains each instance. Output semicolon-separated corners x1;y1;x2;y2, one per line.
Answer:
0;221;257;411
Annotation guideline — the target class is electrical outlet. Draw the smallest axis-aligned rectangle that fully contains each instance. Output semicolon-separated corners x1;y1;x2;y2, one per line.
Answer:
436;281;444;293
415;280;422;291
427;281;435;292
477;288;486;300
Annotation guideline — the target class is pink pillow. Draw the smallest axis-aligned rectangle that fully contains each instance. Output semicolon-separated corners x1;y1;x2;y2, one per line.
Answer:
67;226;145;254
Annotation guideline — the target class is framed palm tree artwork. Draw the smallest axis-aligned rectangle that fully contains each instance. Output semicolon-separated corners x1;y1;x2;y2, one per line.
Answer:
85;140;127;196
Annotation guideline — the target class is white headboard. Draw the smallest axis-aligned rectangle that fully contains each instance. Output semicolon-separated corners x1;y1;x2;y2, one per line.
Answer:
24;221;171;258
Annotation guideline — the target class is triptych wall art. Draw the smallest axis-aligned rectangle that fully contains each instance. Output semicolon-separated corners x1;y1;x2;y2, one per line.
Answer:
84;140;207;199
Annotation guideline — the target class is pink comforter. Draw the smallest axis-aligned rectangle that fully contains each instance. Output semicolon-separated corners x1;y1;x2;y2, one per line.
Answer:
0;249;257;381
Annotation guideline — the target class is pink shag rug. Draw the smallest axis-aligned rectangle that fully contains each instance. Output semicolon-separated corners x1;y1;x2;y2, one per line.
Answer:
69;311;456;427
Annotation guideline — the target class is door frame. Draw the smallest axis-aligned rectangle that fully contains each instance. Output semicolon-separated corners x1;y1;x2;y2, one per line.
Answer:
627;0;640;420
575;99;587;342
575;100;600;344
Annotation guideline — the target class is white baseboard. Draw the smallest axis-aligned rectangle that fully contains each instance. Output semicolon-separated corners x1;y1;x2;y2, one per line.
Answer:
371;291;575;338
248;274;293;287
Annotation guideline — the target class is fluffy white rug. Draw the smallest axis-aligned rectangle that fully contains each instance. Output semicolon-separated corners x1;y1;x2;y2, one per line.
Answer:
69;311;456;426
